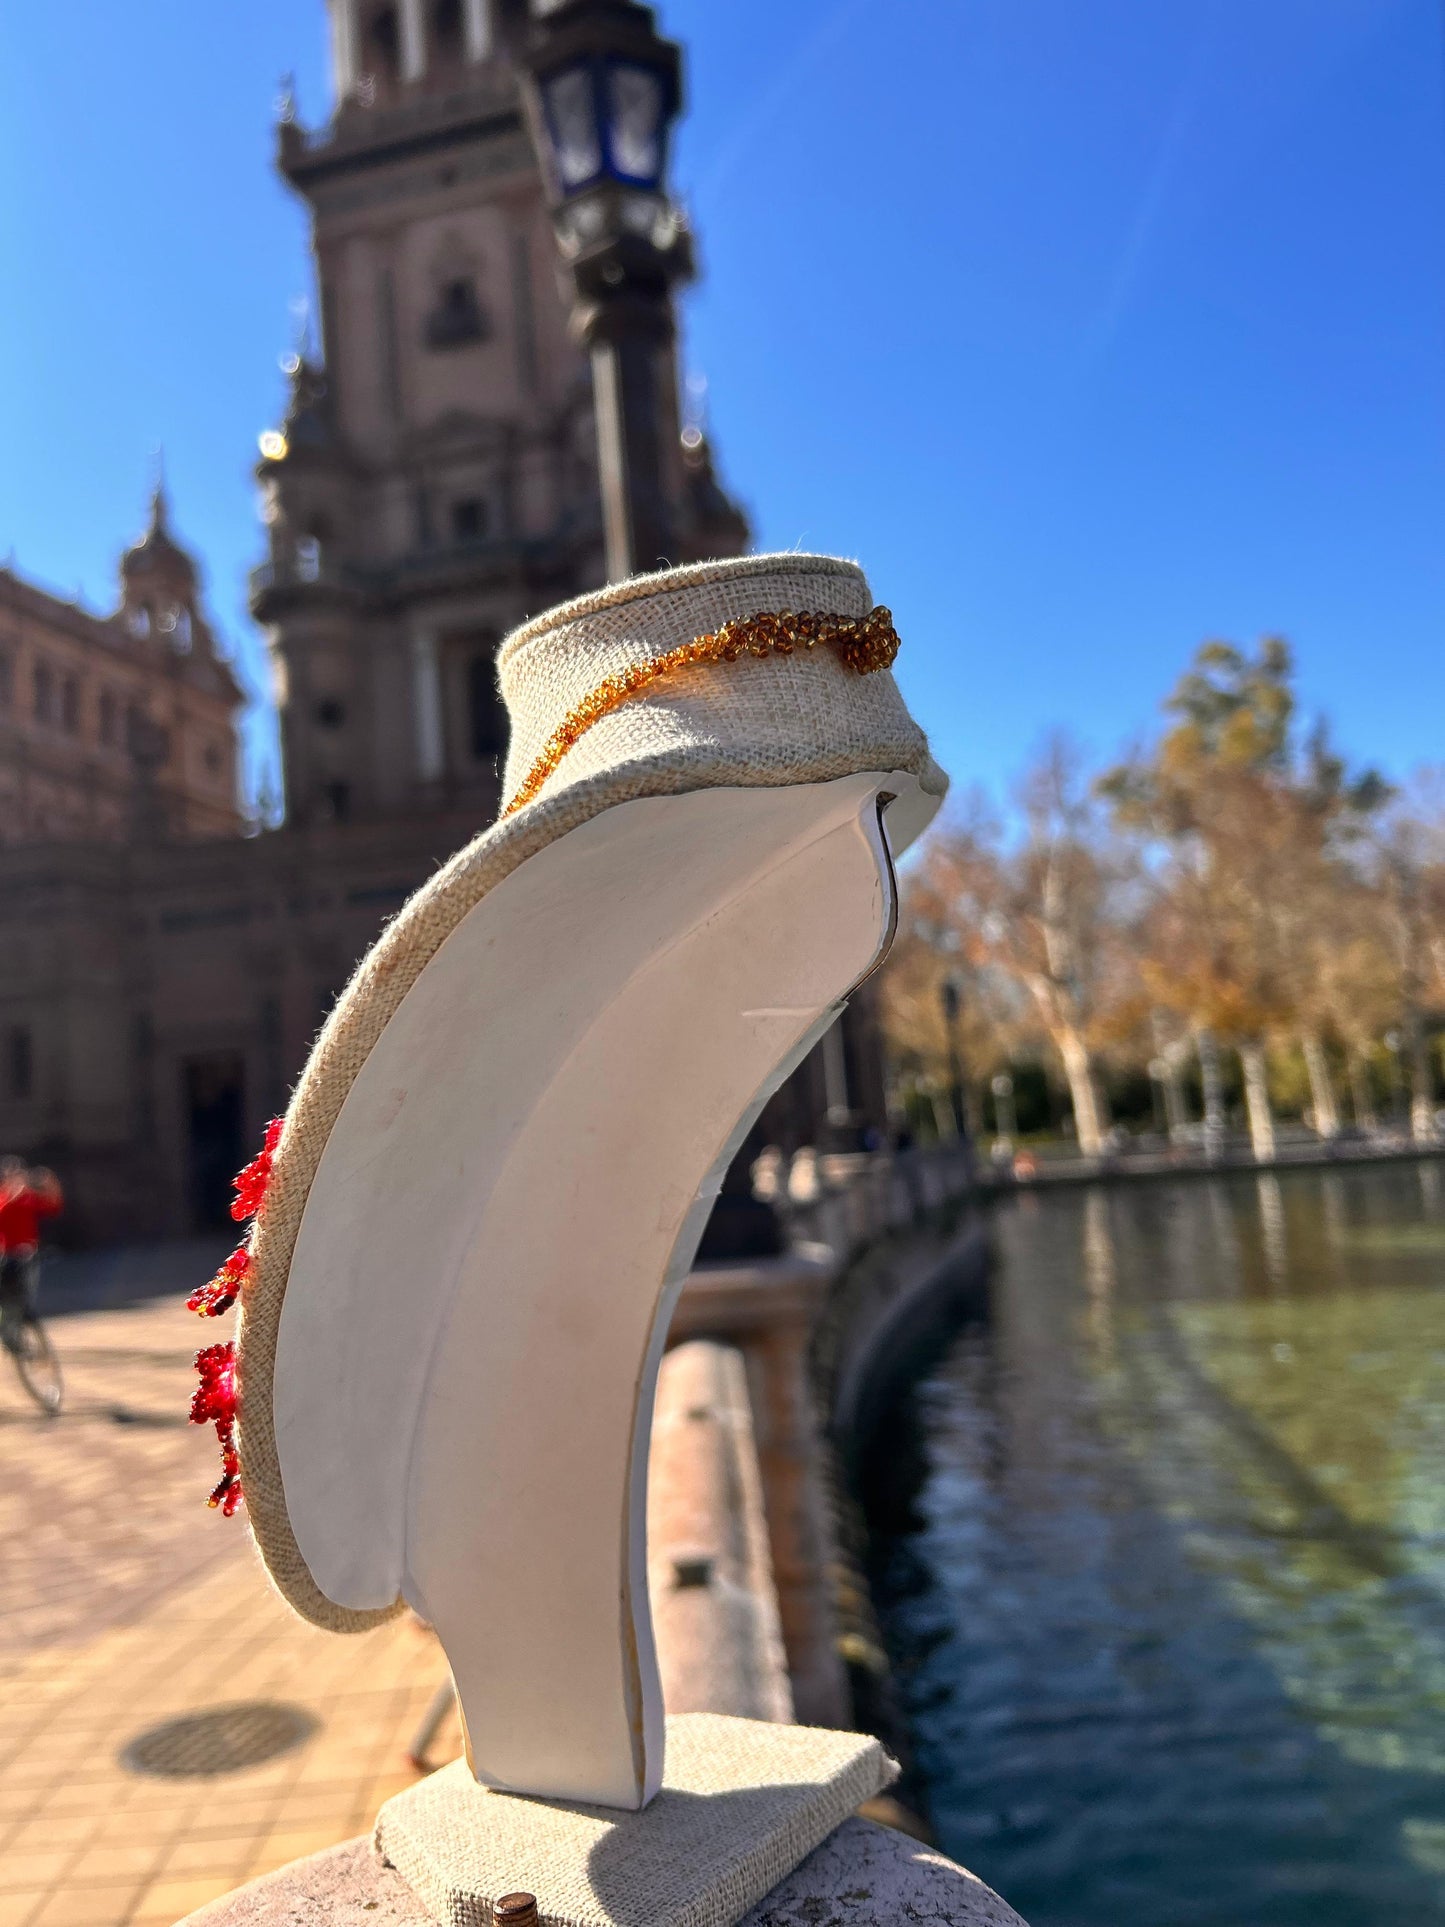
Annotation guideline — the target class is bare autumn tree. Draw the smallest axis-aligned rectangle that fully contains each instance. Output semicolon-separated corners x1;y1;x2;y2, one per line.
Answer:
894;739;1139;1157
1366;776;1445;1141
878;866;1015;1141
1101;638;1387;1160
1291;869;1389;1134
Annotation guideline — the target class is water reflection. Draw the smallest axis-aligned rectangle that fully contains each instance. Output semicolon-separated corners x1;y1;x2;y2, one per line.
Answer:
1255;1173;1288;1288
863;1162;1445;1927
1422;1162;1443;1215
1080;1189;1116;1356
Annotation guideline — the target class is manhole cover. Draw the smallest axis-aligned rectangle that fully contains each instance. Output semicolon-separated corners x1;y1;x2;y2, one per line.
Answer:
120;1701;318;1777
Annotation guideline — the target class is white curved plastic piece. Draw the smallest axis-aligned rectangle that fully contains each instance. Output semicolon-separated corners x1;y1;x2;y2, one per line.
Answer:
273;772;933;1810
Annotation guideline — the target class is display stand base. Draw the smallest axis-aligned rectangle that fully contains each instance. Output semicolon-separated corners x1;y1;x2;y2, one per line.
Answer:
374;1713;896;1927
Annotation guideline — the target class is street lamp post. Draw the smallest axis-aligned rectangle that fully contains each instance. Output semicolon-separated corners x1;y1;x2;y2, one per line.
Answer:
521;2;787;1263
939;972;969;1146
516;0;692;581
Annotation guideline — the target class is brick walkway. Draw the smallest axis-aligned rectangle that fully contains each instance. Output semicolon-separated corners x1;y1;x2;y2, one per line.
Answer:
0;1283;460;1927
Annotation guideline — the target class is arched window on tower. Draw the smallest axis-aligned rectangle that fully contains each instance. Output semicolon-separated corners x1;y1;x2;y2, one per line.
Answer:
61;676;80;734
158;606;193;650
433;0;465;65
33;662;55;726
467;649;504;762
129;605;152;640
364;6;401;83
295;516;331;584
426;275;487;348
495;0;529;47
451;497;487;543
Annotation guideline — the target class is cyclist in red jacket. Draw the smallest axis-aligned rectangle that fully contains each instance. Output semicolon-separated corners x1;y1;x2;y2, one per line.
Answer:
0;1160;63;1324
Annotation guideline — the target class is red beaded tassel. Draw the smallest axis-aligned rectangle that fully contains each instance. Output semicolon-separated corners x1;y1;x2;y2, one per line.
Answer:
231;1117;283;1222
190;1341;242;1517
188;1244;250;1318
186;1116;283;1513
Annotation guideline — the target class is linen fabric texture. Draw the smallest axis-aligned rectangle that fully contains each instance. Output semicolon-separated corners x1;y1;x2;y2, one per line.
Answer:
373;1712;899;1927
235;552;946;1630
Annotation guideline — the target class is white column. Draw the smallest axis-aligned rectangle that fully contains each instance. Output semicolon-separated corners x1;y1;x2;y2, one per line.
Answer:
399;0;427;82
463;0;492;61
411;633;445;782
330;0;360;97
822;1018;851;1124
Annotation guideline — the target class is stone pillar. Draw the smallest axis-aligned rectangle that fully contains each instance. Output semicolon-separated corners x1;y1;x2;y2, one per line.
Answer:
462;0;491;61
330;0;359;95
398;0;427;81
821;1017;850;1124
410;633;445;783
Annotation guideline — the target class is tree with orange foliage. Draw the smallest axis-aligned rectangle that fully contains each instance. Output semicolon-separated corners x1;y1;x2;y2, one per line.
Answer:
1101;638;1387;1159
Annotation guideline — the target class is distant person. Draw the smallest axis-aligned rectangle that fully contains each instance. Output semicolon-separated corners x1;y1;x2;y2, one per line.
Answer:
0;1156;23;1319
0;1161;63;1324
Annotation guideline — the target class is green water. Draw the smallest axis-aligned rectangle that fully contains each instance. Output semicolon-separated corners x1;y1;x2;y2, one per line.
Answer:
864;1163;1445;1926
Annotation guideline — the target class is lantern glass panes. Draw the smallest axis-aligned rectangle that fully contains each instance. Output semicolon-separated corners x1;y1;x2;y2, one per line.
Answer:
543;66;602;190
606;62;665;186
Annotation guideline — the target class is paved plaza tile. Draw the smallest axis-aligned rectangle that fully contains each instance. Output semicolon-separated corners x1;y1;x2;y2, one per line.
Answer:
0;1280;462;1927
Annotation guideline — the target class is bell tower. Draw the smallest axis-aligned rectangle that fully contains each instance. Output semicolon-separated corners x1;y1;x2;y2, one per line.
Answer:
253;0;746;829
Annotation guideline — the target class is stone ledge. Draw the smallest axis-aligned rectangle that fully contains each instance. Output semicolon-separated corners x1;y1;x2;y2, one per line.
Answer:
669;1246;848;1729
180;1819;1028;1927
669;1246;837;1345
648;1341;793;1724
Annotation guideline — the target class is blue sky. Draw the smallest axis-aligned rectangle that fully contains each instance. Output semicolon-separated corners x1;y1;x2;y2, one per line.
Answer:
0;0;1441;811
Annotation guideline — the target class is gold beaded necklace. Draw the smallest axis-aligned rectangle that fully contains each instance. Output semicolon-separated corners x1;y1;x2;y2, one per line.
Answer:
503;604;900;818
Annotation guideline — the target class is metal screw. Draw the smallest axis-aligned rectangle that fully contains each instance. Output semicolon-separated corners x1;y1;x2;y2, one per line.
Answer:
672;1554;714;1591
495;1896;539;1927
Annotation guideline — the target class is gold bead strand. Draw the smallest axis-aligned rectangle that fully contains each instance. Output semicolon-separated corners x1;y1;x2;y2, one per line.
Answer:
503;607;899;818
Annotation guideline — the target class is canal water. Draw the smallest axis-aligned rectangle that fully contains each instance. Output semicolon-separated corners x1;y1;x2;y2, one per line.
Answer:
862;1162;1445;1927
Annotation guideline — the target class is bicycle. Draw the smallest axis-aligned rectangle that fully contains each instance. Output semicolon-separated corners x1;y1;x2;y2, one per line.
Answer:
0;1268;62;1416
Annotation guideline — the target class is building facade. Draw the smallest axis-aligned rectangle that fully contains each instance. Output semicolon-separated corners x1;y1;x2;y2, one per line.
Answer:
0;0;881;1247
256;1;744;833
0;497;242;849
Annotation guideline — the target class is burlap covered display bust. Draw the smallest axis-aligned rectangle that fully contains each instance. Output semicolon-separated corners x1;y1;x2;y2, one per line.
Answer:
189;553;948;1924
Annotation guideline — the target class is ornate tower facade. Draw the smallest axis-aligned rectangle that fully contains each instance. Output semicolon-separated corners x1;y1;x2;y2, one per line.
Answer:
0;487;242;848
253;0;746;829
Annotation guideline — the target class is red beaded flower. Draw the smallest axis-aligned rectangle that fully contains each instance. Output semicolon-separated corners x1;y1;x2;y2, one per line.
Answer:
231;1117;283;1223
190;1341;242;1517
188;1244;250;1318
